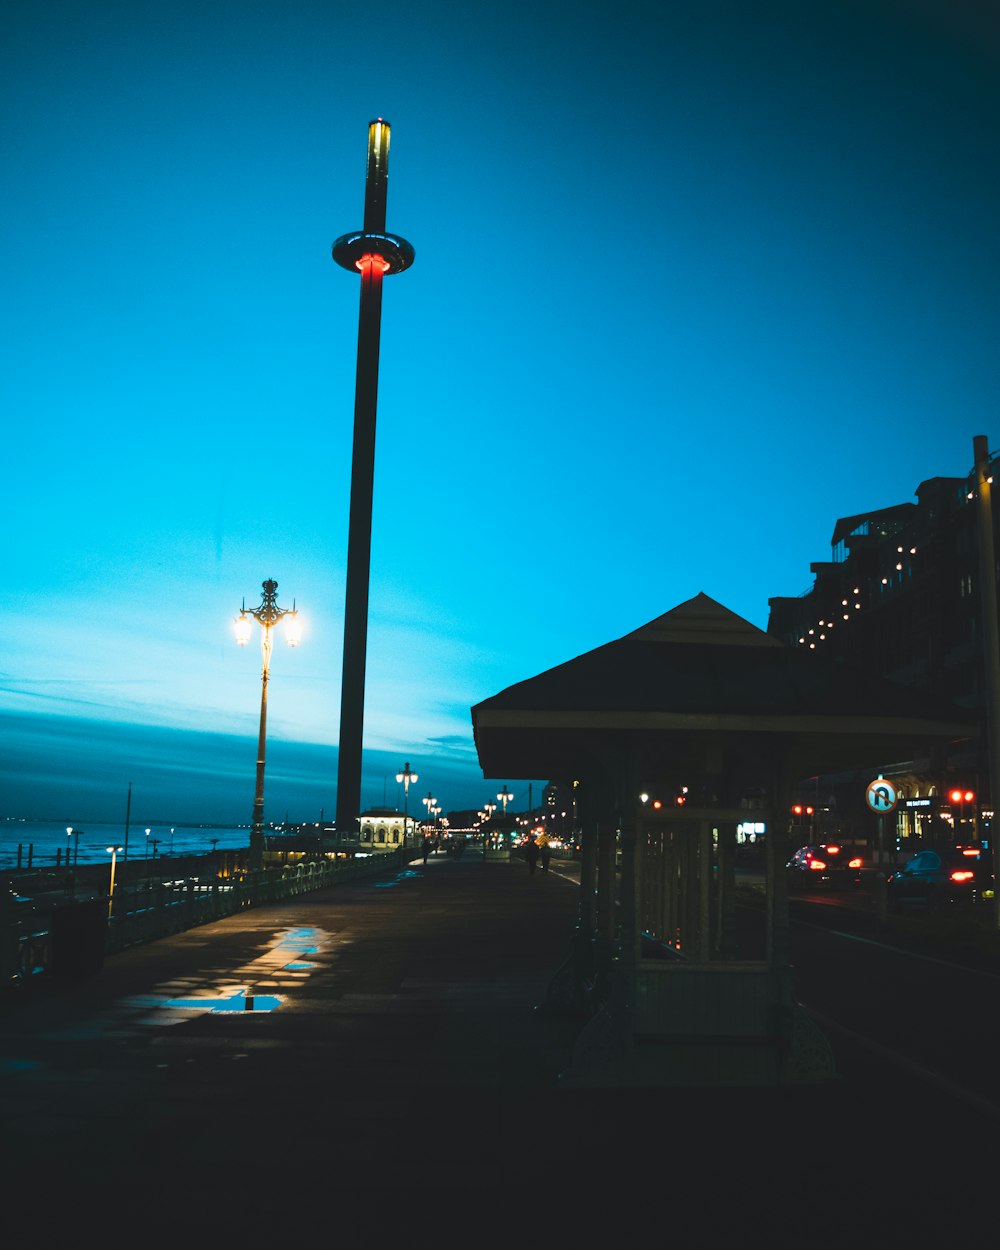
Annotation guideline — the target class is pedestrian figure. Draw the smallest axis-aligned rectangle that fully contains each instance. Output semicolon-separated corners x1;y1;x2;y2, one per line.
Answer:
523;837;540;875
540;841;551;873
421;837;432;864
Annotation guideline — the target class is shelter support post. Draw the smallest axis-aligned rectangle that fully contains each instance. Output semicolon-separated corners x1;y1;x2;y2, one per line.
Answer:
767;768;793;970
973;434;1000;932
592;819;617;1003
538;781;601;1017
716;822;738;959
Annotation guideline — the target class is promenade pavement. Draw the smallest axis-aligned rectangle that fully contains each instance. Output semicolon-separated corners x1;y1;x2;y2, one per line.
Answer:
1;847;994;1244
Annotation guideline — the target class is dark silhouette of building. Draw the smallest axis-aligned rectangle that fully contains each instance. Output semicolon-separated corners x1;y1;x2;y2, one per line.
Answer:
767;456;996;847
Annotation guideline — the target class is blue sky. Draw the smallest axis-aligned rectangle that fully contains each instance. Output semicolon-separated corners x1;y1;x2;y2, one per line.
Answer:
3;0;999;825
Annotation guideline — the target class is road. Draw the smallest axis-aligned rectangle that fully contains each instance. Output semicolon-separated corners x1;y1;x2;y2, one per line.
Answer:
782;888;1000;1118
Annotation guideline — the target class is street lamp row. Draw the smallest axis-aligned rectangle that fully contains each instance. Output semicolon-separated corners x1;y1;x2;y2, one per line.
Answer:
477;789;515;824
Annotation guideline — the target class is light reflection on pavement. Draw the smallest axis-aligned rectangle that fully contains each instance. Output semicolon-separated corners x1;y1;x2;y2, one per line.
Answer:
134;923;330;1020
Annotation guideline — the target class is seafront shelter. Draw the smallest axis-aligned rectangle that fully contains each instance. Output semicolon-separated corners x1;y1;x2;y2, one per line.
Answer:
472;594;977;1087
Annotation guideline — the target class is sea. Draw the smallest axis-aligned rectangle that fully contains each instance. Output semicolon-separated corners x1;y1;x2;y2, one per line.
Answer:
0;818;254;872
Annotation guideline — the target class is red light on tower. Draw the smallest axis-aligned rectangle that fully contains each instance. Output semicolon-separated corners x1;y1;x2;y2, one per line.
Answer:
355;253;391;275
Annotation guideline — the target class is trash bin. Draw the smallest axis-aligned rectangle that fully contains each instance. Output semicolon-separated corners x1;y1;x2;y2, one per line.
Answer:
49;899;107;979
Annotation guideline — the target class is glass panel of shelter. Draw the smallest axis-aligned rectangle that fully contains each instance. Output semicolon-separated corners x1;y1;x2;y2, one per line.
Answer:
637;805;767;964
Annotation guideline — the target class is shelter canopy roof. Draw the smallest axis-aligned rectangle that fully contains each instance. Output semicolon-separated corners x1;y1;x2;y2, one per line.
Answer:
471;594;977;784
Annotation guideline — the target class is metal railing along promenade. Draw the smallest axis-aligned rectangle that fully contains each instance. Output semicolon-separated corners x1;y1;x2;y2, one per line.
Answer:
3;848;411;991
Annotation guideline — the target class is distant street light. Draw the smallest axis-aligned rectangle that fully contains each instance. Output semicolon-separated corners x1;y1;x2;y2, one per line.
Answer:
106;845;124;918
497;785;515;817
145;828;151;861
235;578;301;872
396;762;418;842
484;802;497;823
422;792;436;830
66;826;80;868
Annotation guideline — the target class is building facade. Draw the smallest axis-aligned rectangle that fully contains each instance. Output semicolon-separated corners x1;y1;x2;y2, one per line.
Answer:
767;454;997;849
358;807;414;851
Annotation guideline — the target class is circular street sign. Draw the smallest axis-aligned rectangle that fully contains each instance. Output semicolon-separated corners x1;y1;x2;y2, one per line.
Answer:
866;779;898;813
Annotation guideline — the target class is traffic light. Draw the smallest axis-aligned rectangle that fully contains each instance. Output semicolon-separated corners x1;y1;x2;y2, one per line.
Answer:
949;789;975;805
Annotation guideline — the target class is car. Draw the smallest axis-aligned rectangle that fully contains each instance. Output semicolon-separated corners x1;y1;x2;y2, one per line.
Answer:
785;843;864;890
885;845;995;909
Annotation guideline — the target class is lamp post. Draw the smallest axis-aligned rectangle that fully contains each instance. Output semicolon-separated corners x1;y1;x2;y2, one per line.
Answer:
422;792;436;833
66;826;80;868
235;579;301;872
396;761;418;844
123;780;132;862
482;802;496;850
145;828;151;862
106;845;123;919
332;119;415;839
496;787;514;857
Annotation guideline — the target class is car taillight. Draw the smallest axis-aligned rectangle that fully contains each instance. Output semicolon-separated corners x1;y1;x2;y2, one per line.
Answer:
950;870;975;883
848;857;863;868
826;845;841;855
809;859;827;871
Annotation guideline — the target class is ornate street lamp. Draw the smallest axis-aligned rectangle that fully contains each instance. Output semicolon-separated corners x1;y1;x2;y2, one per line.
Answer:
497;785;515;817
235;579;301;871
422;792;436;831
396;761;418;843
